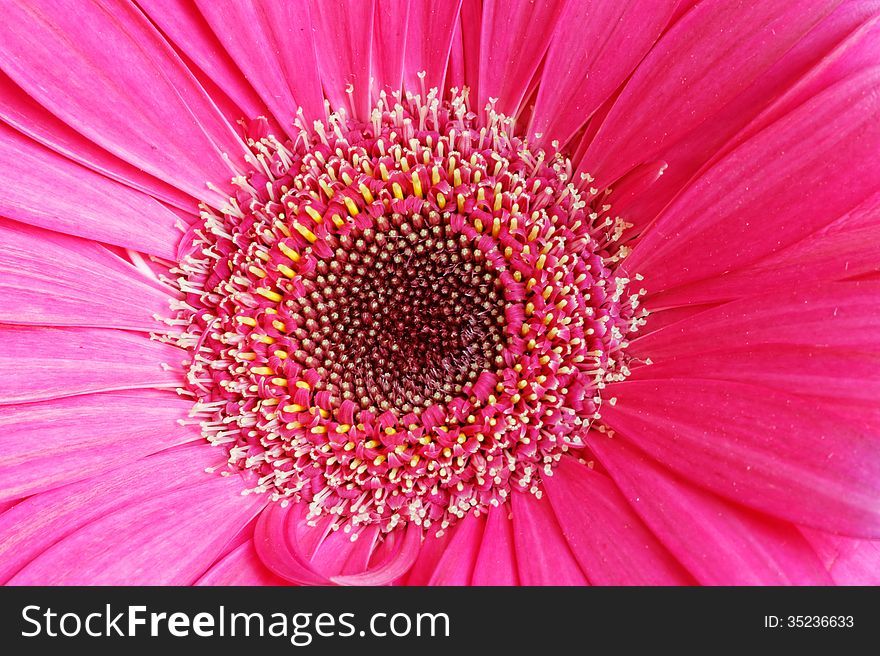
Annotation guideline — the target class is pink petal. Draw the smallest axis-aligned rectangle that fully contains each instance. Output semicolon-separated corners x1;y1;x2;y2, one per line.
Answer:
0;0;246;207
196;0;325;128
630;282;880;361
589;436;833;584
197;540;288;586
529;0;677;148
310;524;379;578
578;0;837;188
9;471;265;585
477;0;566;118
0;390;198;502
543;456;693;585
254;502;420;586
510;490;588;585
254;502;337;585
136;0;269;122
308;0;375;121
471;504;518;585
331;524;421;586
801;527;880;585
372;0;410;95
0;124;184;258
0;71;193;212
599;378;880;537
402;0;462;95
649;193;880;308
625;68;880;296
0;326;183;405
457;0;483;98
426;512;485;585
611;1;880;228
718;8;880;165
630;344;880;406
0;219;173;330
403;525;453;585
0;444;226;583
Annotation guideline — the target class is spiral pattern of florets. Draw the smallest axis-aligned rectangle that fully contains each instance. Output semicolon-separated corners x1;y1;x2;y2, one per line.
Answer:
175;89;644;533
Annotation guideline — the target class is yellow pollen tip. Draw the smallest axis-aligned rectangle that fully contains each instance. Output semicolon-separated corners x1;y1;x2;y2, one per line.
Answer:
293;223;318;243
277;263;296;278
344;196;360;215
278;242;301;262
257;288;283;302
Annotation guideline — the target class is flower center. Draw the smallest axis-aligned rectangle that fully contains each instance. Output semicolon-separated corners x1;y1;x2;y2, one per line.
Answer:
295;218;507;416
176;90;644;533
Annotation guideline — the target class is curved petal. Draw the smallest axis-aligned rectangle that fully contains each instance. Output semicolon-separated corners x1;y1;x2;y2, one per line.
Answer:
332;524;421;586
195;0;325;128
543;457;693;585
0;443;226;583
471;504;518;585
0;0;247;206
599;378;880;537
254;503;334;585
0;219;173;330
510;490;588;585
589;436;833;584
578;0;838;188
0;390;198;502
529;0;677;148
196;540;288;586
9;471;265;585
0;123;184;258
625;68;880;297
0;326;184;405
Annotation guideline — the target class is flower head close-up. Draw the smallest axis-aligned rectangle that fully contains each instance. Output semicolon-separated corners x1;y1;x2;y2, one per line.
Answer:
0;0;878;586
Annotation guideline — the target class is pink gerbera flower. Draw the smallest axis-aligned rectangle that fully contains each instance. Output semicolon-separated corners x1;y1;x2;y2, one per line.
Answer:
0;0;878;586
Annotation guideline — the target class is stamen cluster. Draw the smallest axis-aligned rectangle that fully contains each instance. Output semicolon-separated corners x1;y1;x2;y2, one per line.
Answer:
175;89;644;532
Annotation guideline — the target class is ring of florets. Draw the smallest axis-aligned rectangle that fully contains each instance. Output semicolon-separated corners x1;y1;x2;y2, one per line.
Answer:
172;88;645;533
